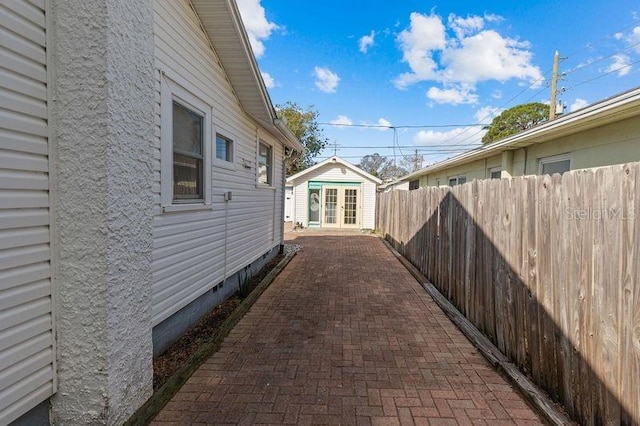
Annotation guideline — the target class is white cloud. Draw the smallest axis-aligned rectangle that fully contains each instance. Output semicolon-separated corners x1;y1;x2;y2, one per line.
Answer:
329;115;353;126
606;54;632;76
627;26;640;53
359;30;376;53
569;98;589;112
394;13;543;94
314;66;340;93
236;0;279;58
427;85;478;105
376;118;392;131
474;106;503;123
441;30;542;85
484;13;504;23
448;14;484;39
261;72;275;88
413;127;485;146
491;89;503;99
393;13;446;89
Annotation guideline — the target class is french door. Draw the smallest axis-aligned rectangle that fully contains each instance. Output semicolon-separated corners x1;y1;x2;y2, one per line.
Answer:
321;186;360;228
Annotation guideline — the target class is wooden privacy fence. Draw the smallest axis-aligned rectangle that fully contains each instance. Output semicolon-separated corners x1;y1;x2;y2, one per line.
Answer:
377;163;639;425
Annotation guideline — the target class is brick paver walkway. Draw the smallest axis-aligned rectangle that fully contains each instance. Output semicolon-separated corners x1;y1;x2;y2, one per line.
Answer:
153;234;543;425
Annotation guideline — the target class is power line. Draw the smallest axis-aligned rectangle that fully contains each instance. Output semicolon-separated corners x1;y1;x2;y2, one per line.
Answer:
563;20;640;59
567;57;640;90
325;144;480;149
444;67;554;149
318;122;489;129
564;39;640;77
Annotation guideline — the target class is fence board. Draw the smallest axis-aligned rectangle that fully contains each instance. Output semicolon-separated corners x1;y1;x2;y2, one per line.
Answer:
376;162;639;425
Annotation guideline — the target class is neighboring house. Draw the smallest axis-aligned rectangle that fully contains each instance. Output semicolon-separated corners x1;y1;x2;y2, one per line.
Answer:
379;181;410;192
392;87;640;188
286;156;382;230
0;1;302;425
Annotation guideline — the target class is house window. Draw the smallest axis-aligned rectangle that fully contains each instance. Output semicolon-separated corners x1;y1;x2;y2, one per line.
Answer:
448;175;466;186
409;179;419;190
257;141;273;185
161;75;212;210
539;154;571;176
216;133;233;162
173;102;204;200
489;168;501;179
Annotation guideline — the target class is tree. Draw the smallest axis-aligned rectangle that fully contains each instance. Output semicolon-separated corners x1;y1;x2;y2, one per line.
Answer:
482;102;549;144
399;151;424;172
358;153;408;181
276;102;328;176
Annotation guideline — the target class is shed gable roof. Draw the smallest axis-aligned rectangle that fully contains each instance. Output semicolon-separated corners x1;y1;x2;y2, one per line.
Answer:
286;156;383;184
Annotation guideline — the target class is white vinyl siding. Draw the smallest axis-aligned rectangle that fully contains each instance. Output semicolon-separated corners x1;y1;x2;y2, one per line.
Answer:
289;163;378;229
151;0;284;325
0;1;55;424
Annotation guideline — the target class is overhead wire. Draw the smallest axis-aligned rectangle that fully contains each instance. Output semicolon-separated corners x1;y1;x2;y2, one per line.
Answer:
317;21;640;162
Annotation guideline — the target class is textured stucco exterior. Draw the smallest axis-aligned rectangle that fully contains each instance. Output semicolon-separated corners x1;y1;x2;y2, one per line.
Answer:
50;0;156;424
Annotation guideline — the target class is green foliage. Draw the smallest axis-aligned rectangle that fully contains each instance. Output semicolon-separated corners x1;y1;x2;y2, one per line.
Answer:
235;269;251;298
482;102;549;144
276;102;328;176
358;153;408;181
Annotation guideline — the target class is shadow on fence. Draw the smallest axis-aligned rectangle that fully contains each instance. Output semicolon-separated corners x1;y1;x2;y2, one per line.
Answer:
378;163;639;425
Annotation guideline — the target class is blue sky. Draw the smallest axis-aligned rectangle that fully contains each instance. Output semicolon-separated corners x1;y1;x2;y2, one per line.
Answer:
237;0;640;169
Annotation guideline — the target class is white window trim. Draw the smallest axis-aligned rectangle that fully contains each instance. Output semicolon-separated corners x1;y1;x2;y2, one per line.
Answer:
256;139;274;188
161;74;212;212
489;167;502;179
448;175;466;186
213;121;237;170
538;153;571;175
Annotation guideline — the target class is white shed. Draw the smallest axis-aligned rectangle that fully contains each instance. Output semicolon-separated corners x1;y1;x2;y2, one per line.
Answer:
286;157;382;230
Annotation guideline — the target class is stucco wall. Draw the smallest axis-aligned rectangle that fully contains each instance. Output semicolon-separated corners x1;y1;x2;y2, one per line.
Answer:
50;0;156;424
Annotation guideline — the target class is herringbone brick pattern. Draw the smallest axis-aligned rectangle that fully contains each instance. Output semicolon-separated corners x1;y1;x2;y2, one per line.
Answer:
152;234;543;425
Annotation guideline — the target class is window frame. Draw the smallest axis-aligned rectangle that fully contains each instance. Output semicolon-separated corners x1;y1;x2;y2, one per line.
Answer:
161;74;212;212
489;167;502;179
409;179;420;190
448;175;467;186
256;140;274;187
539;153;571;176
215;132;234;164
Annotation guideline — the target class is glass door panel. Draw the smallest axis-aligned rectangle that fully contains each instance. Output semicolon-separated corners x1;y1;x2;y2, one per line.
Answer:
343;188;358;225
308;188;320;224
323;188;338;226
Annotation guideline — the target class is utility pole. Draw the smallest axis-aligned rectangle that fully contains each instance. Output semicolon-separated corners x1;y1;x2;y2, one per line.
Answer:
413;149;419;172
550;50;560;120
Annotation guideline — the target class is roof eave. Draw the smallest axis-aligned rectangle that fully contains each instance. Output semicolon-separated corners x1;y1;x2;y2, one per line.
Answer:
287;156;383;184
400;86;640;181
190;0;303;152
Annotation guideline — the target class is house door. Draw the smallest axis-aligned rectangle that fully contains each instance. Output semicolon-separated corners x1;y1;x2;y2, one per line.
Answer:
321;186;360;228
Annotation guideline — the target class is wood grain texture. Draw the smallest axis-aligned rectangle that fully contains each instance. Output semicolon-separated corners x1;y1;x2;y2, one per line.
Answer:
376;163;639;425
